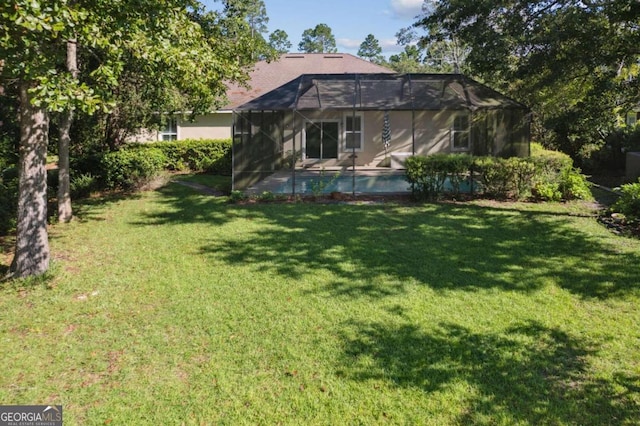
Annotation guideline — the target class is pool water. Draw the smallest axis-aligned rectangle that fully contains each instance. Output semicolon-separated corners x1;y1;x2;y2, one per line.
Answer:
271;173;475;194
274;174;410;194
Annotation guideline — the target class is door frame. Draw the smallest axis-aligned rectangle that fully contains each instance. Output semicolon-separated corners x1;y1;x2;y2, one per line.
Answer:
302;119;340;160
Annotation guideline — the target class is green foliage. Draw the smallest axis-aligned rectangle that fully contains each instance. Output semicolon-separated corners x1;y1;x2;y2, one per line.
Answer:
558;168;592;201
612;180;640;221
130;139;232;175
101;148;166;190
357;34;384;63
229;190;248;203
298;24;337;53
0;166;18;235
417;1;640;159
405;154;473;200
473;157;515;199
309;170;340;198
268;29;291;54
70;173;97;199
532;182;562;202
477;152;592;202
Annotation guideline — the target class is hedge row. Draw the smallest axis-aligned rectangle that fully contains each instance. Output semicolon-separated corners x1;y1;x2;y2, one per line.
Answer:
405;143;592;201
127;138;232;175
70;139;232;191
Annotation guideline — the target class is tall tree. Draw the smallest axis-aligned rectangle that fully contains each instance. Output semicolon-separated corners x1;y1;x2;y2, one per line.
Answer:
0;0;263;278
357;34;384;63
298;24;337;53
269;29;292;54
388;45;430;73
57;38;78;223
224;0;271;59
415;0;640;157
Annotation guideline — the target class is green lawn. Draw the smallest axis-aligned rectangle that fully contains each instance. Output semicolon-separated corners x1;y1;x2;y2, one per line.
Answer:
1;183;639;425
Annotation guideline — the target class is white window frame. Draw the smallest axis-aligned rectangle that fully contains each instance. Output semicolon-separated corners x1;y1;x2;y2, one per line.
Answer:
451;113;471;152
343;113;364;152
159;118;178;141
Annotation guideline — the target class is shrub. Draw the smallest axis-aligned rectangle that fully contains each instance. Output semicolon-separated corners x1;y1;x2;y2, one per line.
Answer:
559;168;592;201
473;157;514;199
129;139;232;174
70;173;97;198
529;143;592;201
101;148;167;190
532;182;562;201
229;190;248;203
611;180;640;221
405;154;472;200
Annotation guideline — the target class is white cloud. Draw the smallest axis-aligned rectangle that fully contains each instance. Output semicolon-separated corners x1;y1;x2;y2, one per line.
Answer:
337;38;363;49
390;0;424;20
380;38;403;53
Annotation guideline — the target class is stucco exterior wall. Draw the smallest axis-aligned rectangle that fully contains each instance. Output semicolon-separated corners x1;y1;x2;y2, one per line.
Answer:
626;152;640;181
178;112;233;140
128;112;233;142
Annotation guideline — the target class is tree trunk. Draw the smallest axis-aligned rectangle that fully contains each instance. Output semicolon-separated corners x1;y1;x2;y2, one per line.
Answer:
9;84;51;278
58;38;78;223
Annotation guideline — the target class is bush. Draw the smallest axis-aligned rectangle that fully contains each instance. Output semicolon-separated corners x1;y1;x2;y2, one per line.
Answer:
559;168;592;201
101;148;167;190
70;173;97;198
129;139;232;174
473;157;514;199
611;180;640;221
405;154;472;200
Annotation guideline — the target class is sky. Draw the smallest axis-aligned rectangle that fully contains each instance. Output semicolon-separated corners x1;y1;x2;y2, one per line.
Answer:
201;0;426;58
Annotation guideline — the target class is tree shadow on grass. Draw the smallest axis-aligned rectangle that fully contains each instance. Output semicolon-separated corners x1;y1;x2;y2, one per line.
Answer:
72;191;143;223
191;201;640;300
338;319;640;424
129;183;238;227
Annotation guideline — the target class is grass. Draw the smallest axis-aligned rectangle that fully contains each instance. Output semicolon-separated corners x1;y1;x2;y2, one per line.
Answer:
1;182;639;425
173;173;232;193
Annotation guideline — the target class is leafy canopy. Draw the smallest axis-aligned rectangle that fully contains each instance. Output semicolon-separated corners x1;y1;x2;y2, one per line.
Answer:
357;34;384;64
298;23;337;53
414;0;640;156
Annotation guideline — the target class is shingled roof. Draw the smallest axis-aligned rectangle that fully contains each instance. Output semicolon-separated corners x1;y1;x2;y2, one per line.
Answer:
235;73;529;112
224;53;394;109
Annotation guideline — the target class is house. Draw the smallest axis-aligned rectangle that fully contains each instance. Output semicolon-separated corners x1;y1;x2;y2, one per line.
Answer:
149;53;394;141
232;73;531;190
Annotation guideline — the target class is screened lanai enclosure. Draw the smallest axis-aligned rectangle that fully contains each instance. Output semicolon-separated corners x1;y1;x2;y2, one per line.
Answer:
232;73;530;194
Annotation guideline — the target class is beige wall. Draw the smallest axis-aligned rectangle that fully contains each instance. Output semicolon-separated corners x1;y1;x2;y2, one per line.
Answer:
289;110;460;167
178;112;233;140
129;112;233;142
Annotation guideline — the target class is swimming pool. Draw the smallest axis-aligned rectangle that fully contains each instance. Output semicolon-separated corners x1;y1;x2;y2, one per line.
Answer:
272;173;412;194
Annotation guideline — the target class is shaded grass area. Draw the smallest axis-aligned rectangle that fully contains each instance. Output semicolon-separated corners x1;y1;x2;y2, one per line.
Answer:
1;182;639;424
173;173;232;194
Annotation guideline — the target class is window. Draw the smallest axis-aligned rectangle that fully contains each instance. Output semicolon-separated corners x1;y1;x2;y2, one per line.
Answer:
344;114;363;151
233;113;251;143
451;114;470;151
159;118;177;141
626;111;639;127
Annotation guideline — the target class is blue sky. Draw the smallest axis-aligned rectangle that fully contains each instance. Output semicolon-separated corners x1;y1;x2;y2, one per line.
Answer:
202;0;426;57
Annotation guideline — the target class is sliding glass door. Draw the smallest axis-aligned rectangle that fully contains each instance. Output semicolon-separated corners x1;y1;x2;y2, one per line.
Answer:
305;121;338;159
